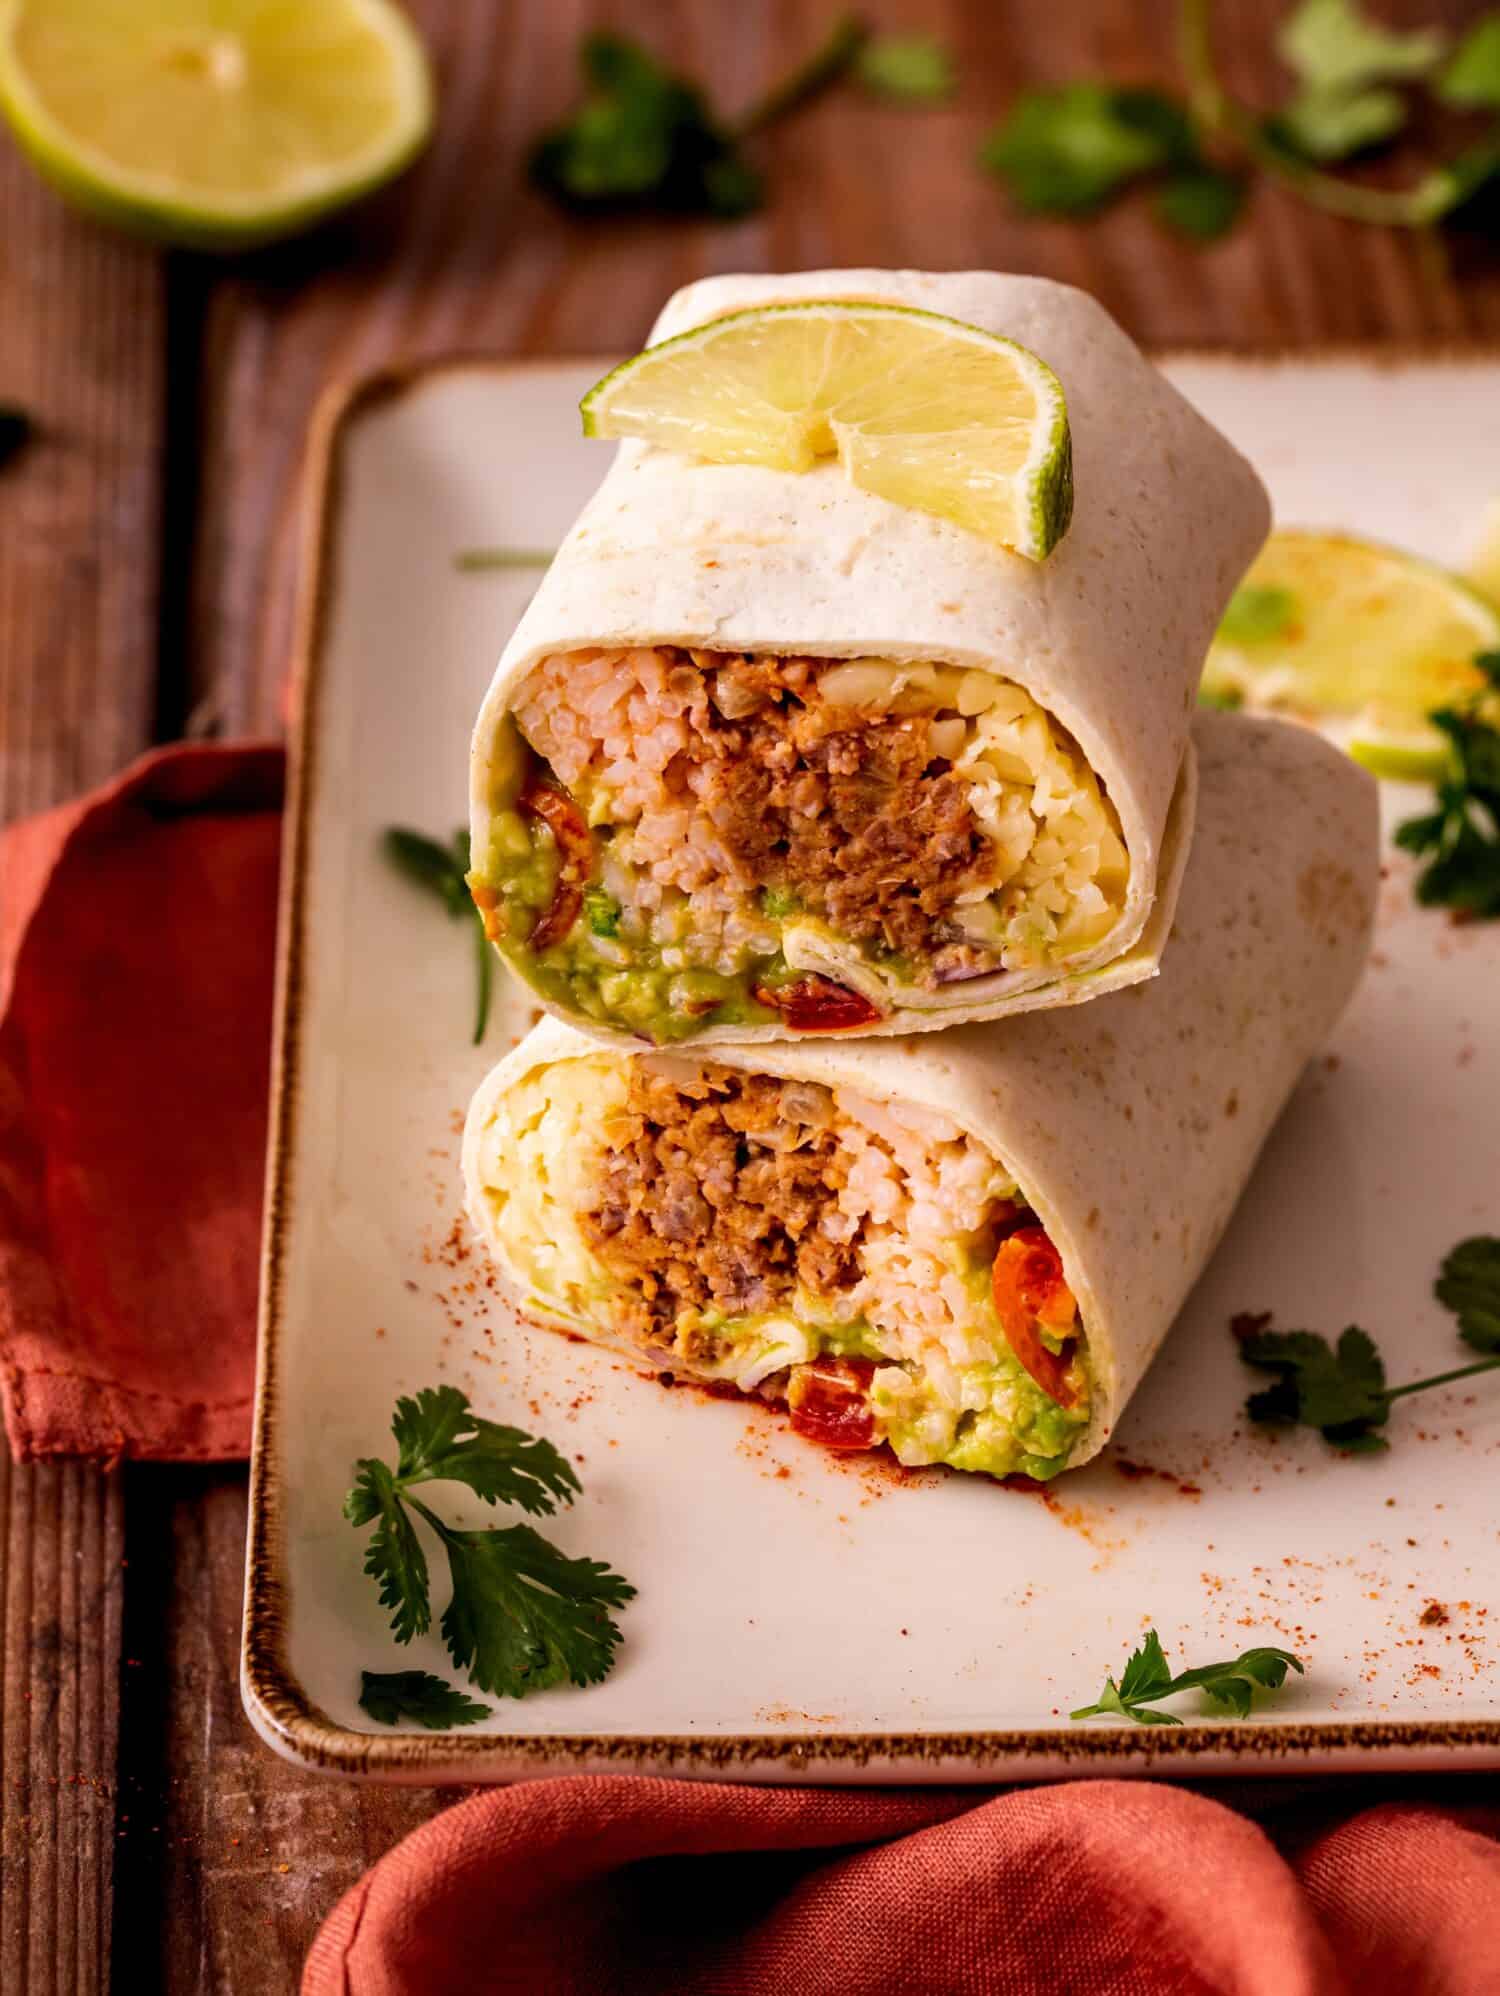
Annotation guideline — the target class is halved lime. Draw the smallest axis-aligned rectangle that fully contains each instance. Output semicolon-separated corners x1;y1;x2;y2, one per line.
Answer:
1347;735;1453;783
581;302;1074;560
1466;499;1500;611
0;0;432;250
1202;529;1499;749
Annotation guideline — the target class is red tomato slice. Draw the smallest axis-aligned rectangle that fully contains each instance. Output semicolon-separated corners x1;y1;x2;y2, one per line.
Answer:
518;775;593;951
788;1356;877;1450
991;1226;1079;1407
752;975;882;1032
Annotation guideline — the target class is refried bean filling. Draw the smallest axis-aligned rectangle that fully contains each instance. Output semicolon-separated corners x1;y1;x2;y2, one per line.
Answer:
579;1064;863;1348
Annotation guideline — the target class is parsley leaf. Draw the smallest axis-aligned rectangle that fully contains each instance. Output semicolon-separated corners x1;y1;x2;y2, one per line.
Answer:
1395;653;1500;920
1217;583;1299;645
1438;18;1500;111
857;35;954;103
382;825;493;1044
1235;1235;1500;1452
358;1669;490;1730
0;406;32;469
346;1458;432;1641
981;85;1195;215
1073;1628;1303;1726
530;18;866;219
430;1517;636;1696
1435;1237;1500;1352
390;1384;582;1515
345;1389;635;1701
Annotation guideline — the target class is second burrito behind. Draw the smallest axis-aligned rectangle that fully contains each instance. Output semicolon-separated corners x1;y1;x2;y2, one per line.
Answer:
464;714;1377;1484
469;270;1270;1046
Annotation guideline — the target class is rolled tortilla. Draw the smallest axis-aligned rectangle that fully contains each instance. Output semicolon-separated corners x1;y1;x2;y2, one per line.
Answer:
469;269;1270;1048
463;713;1377;1481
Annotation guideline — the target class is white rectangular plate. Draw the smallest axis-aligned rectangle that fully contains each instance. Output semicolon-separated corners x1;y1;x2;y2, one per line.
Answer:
244;351;1500;1783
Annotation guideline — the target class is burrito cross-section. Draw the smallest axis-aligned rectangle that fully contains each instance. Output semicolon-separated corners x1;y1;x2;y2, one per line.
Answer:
468;270;1270;1047
464;714;1378;1482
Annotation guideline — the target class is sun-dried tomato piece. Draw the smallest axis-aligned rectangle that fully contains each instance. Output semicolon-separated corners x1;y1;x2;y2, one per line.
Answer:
991;1226;1079;1407
752;975;881;1032
788;1356;877;1451
518;775;593;951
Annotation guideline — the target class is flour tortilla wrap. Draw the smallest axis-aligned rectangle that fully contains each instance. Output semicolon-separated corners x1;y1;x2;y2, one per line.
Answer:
464;713;1376;1480
469;270;1269;1048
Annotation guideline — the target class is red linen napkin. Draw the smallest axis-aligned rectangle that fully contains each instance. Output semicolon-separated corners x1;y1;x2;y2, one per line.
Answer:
0;742;282;1462
303;1776;1500;1995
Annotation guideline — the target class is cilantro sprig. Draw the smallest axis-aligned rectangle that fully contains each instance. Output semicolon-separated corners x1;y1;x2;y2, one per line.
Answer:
530;17;866;218
1395;652;1500;920
346;1387;635;1705
1072;1628;1303;1727
382;826;493;1045
1236;1235;1500;1452
530;21;959;218
982;0;1500;241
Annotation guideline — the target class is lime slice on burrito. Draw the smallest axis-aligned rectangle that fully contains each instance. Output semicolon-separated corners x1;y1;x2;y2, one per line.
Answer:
1202;530;1500;757
0;0;432;250
581;302;1074;561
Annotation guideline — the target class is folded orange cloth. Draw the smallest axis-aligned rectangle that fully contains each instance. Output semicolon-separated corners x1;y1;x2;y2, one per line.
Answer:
303;1776;1500;1995
0;743;282;1462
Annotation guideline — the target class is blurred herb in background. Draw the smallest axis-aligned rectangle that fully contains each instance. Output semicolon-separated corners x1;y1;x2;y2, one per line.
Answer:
531;18;956;218
983;0;1500;240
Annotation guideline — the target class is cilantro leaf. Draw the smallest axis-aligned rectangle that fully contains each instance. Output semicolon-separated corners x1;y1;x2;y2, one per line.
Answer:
531;32;760;219
1270;84;1407;163
1217;584;1299;645
1156;164;1245;238
382;825;493;1042
1435;1236;1500;1353
1237;1322;1390;1448
346;1391;633;1703
390;1384;582;1515
530;18;866;220
583;886;622;938
981;85;1195;215
432;1518;636;1698
0;406;32;469
1439;18;1500;110
1072;1628;1303;1726
1395;661;1500;919
857;35;953;103
358;1669;490;1730
346;1459;432;1642
1277;0;1446;96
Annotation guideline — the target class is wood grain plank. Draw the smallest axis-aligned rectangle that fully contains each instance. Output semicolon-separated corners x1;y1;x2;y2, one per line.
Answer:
0;119;166;1995
127;0;1500;1986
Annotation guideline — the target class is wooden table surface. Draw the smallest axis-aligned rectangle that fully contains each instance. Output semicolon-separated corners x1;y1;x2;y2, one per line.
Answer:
2;1;1498;1988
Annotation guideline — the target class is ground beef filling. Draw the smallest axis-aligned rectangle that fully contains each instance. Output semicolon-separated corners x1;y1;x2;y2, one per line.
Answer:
687;655;1000;969
579;1065;863;1351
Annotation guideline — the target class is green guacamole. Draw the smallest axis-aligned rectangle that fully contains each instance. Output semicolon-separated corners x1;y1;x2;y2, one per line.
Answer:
475;753;918;1043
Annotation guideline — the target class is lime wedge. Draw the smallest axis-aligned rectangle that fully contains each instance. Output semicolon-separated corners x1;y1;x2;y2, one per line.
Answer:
0;0;432;249
1202;529;1499;745
582;302;1074;560
1348;736;1453;783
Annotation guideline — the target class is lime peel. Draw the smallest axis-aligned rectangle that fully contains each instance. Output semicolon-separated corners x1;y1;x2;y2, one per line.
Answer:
581;300;1075;561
